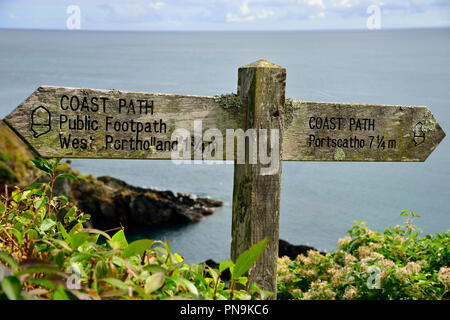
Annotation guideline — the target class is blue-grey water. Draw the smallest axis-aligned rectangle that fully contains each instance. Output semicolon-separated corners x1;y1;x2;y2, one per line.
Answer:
1;29;449;263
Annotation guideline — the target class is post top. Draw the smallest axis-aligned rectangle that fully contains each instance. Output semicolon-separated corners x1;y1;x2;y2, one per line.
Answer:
240;59;284;69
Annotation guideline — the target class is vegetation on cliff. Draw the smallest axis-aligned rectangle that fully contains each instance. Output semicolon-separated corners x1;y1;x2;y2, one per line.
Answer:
277;211;449;300
0;158;270;300
0;121;38;187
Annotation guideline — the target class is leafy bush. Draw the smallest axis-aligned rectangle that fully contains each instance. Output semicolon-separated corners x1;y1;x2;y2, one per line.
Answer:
0;158;270;300
2;158;448;300
277;211;449;300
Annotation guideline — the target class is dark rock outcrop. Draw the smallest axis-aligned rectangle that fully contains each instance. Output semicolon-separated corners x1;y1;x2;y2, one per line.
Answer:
278;239;326;259
203;259;232;281
52;174;223;231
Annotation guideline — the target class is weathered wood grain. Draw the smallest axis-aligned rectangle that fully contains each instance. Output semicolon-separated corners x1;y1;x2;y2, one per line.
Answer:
231;59;286;298
283;99;445;161
3;86;245;160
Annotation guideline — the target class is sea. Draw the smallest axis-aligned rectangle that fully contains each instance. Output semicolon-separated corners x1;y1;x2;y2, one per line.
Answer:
0;28;449;263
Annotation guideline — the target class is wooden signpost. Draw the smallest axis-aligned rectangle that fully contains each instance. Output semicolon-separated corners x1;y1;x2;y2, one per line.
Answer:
3;59;446;298
4;86;245;160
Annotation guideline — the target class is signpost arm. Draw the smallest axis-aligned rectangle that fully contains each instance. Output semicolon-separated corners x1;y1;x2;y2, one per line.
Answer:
231;59;286;298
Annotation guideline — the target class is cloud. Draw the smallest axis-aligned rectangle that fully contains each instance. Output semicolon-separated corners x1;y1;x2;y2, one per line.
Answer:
331;0;360;8
240;1;250;15
299;0;326;9
310;11;326;19
256;8;275;19
151;2;165;10
226;1;275;23
98;1;167;22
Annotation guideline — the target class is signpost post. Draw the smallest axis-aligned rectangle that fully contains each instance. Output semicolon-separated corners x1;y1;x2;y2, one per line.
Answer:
231;60;285;296
3;59;446;299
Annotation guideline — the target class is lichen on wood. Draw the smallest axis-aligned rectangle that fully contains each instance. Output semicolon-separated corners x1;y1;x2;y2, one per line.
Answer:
333;148;345;161
282;101;445;162
214;93;242;110
284;98;300;128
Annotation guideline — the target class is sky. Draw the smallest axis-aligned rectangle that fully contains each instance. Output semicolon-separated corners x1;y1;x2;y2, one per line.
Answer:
0;0;449;31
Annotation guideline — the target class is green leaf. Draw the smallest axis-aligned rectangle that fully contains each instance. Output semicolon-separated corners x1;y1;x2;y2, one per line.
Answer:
207;266;218;283
12;190;31;203
15;264;67;278
14;216;31;226
24;228;38;241
0;251;19;272
144;272;165;294
64;207;77;224
111;256;125;268
1;276;23;300
55;195;69;204
8;228;23;244
81;228;112;241
123;239;153;258
56;173;78;181
40;218;56;231
237;277;247;286
232;238;268;280
68;222;84;237
94;261;108;280
173;252;184;264
109;229;128;250
33;196;49;210
103;278;129;290
251;282;273;300
0;202;5;215
53;285;70;300
31;159;51;175
26;278;57;290
145;265;165;274
178;278;199;296
70;232;90;250
54;250;64;268
219;260;233;274
53;239;72;252
57;222;69;240
25;182;45;189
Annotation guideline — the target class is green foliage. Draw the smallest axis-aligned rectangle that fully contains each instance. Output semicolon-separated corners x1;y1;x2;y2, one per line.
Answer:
2;276;22;300
277;211;449;300
4;158;446;300
0;158;269;300
123;239;153;258
207;238;271;300
233;238;267;280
